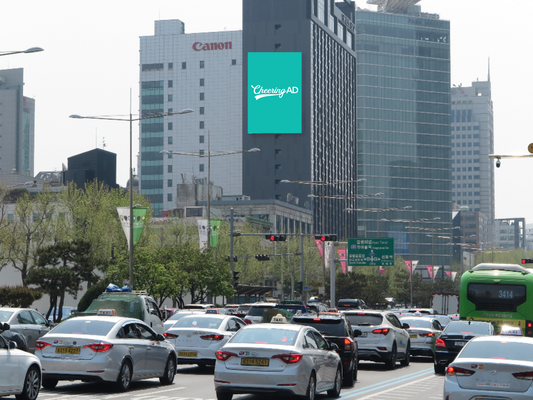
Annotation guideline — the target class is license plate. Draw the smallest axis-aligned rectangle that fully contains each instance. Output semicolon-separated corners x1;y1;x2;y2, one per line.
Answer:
410;334;417;339
241;358;269;366
55;347;80;355
359;332;368;338
178;351;198;357
454;341;466;347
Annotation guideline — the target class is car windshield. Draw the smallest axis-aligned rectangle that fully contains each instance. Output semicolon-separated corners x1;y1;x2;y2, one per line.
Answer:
292;318;344;336
0;310;14;323
232;328;298;345
345;313;383;326
400;318;432;329
50;319;116;336
459;340;533;362
173;316;223;329
237;306;250;312
444;322;491;335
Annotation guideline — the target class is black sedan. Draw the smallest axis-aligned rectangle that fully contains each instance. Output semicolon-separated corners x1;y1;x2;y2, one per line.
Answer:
434;320;494;374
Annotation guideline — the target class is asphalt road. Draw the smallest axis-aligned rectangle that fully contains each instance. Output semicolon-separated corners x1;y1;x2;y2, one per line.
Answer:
2;357;444;400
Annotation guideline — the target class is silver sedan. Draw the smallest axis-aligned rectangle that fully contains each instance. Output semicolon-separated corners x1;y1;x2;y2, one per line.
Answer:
35;316;177;392
165;314;246;367
0;308;50;353
214;322;342;400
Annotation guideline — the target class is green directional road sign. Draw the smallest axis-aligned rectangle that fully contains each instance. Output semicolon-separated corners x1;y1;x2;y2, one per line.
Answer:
348;238;395;267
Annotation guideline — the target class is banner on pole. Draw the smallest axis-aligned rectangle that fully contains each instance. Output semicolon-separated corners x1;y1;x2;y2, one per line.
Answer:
324;241;332;268
210;219;221;248
198;219;209;250
427;266;433;281
117;207;147;251
337;248;346;274
315;239;324;258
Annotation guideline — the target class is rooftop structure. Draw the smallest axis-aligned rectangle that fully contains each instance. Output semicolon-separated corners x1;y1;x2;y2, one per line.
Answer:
367;0;421;13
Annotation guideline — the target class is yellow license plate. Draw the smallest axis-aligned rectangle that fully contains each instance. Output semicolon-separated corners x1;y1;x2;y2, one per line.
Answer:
178;351;198;357
241;358;269;366
409;334;417;339
55;347;80;355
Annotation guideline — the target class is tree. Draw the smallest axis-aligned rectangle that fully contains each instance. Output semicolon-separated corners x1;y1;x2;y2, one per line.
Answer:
0;286;42;308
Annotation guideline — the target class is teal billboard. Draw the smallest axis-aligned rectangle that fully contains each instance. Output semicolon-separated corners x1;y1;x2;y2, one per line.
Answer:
247;52;302;134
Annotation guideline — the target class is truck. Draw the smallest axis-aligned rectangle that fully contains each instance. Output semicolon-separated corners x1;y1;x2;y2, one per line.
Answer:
431;293;459;315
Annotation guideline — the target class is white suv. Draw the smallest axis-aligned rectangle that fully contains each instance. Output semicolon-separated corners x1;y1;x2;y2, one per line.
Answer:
344;310;410;369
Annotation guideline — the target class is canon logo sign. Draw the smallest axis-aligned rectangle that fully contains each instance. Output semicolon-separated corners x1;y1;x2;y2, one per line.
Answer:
192;41;232;51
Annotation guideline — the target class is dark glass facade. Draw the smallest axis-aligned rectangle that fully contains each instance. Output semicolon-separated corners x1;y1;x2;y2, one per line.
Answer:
355;10;452;267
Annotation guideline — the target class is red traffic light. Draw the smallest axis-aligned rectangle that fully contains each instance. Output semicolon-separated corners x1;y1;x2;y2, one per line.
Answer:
265;234;286;241
522;259;533;264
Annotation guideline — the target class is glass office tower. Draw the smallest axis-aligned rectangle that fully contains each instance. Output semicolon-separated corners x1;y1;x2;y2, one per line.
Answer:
355;7;452;268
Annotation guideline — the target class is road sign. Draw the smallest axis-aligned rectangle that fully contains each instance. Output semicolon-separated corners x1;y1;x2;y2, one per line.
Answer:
318;286;325;294
304;286;312;290
347;238;394;267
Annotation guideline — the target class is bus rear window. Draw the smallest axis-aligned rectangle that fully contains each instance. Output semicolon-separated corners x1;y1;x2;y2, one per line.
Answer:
467;283;526;312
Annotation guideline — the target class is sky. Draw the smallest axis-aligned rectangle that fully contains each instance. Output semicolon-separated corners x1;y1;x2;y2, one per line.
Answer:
1;0;532;223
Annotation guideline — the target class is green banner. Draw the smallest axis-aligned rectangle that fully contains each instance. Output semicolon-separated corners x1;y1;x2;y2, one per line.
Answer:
117;207;147;250
210;219;221;248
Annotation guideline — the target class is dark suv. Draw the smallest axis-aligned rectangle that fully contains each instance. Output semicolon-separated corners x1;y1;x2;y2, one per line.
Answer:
337;299;367;311
291;313;360;386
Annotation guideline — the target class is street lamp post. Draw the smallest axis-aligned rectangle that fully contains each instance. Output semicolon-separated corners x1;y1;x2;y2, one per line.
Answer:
70;106;193;289
0;47;44;57
161;139;260;247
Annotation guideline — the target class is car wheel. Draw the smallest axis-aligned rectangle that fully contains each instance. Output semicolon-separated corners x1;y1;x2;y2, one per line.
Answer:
303;372;317;400
159;356;176;385
216;392;233;400
434;360;445;374
385;344;397;370
116;360;133;392
343;362;355;387
327;367;342;397
16;365;40;400
400;342;410;367
41;379;58;390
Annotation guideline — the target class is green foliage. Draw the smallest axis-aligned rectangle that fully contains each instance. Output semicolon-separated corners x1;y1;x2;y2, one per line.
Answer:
0;285;42;308
77;280;109;312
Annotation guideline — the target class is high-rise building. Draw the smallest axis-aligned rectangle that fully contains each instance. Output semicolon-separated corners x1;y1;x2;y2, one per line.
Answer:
139;20;242;217
451;78;495;230
64;148;118;190
354;2;453;267
241;0;358;239
0;68;35;177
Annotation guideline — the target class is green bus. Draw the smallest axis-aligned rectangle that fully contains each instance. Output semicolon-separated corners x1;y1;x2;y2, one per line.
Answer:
459;263;533;336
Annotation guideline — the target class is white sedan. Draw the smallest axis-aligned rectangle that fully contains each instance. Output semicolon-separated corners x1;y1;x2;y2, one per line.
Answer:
164;314;247;367
0;324;41;400
444;336;533;399
214;322;342;400
35;316;177;392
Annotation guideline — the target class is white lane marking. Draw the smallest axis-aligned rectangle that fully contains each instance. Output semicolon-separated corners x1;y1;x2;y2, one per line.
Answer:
356;374;440;399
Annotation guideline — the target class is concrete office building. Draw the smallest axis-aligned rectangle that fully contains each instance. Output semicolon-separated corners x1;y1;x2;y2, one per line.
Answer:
139;20;242;217
242;0;358;240
451;78;495;230
0;68;35;177
354;1;452;268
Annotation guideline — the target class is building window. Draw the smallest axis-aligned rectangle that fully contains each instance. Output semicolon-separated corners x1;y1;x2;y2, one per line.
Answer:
182;62;186;69
199;135;204;143
168;108;173;113
168;62;173;70
168;136;173;144
199;164;205;172
232;59;237;65
199;107;204;115
200;61;204;69
168;179;172;188
167;153;173;159
168;80;173;88
275;43;281;49
168;122;173;130
199;150;205;155
167;193;172;202
199;121;204;129
275;24;281;30
168;94;173;102
200;78;204;86
168;165;172;173
200;93;204;101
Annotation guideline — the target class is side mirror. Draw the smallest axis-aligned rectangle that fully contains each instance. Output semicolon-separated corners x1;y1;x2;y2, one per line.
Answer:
156;334;165;342
329;342;339;351
402;323;410;329
9;340;17;349
353;329;362;338
1;323;10;332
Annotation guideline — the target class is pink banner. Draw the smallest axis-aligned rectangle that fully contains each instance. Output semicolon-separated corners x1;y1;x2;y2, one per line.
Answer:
405;261;412;281
379;266;385;274
426;266;434;281
445;271;451;278
337;248;346;274
315;240;324;258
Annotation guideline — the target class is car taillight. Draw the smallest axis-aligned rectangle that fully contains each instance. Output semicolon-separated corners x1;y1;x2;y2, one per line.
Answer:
35;340;51;350
513;371;533;380
344;338;354;351
272;353;303;364
446;366;475;376
419;332;434;337
372;328;390;335
216;350;237;361
243;319;252;324
164;332;178;338
201;334;224;341
436;338;446;348
84;343;114;352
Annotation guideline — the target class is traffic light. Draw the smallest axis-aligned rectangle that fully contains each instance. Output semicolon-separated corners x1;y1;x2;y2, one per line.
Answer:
225;256;238;262
232;271;240;286
265;234;287;242
522;259;533;264
314;234;338;242
255;254;271;261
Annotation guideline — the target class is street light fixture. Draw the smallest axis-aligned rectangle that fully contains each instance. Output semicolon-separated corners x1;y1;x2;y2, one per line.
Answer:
161;132;260;248
346;205;412;237
70;105;193;289
0;47;44;57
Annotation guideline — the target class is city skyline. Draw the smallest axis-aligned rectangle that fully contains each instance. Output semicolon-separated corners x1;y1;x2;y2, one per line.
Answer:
1;0;531;224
